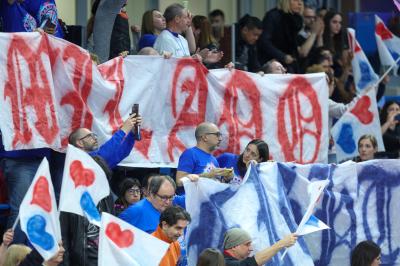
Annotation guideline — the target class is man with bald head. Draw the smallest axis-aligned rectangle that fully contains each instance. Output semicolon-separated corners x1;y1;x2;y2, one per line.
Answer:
176;122;230;188
68;113;141;169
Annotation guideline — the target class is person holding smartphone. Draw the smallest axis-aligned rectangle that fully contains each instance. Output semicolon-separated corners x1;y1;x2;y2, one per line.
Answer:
380;101;400;158
0;0;64;38
68;111;142;170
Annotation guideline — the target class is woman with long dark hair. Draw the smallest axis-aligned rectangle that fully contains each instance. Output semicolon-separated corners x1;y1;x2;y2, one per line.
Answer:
217;139;269;184
138;9;166;50
351;240;381;266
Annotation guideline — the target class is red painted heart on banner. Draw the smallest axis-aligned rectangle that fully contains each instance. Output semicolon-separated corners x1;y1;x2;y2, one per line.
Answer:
106;222;134;248
69;160;95;188
350;95;374;125
30;176;52;212
134;129;153;160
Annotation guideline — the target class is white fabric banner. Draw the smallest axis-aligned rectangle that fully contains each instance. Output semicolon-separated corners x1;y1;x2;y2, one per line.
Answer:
98;212;169;266
0;32;329;167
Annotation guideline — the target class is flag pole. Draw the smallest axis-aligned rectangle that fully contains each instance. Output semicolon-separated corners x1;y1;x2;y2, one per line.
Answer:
374;56;400;87
11;213;20;231
280;248;289;261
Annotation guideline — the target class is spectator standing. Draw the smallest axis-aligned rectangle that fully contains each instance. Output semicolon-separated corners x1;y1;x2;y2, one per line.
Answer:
209;9;232;66
322;11;351;98
93;0;130;63
192;15;218;51
153;3;192;57
234;15;263;72
380;101;400;158
138;9;166;50
257;0;304;73
297;4;324;72
86;0;100;53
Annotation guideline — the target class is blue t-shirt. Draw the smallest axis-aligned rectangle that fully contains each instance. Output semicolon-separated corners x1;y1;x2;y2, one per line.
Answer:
1;1;37;32
177;147;219;175
217;153;244;184
119;196;185;233
138;34;157;50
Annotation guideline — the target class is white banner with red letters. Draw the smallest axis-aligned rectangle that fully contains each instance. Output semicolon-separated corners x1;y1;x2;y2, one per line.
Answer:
0;32;329;167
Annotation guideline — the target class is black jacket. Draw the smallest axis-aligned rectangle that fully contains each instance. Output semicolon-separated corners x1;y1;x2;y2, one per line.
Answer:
235;24;261;72
257;8;302;72
60;195;114;266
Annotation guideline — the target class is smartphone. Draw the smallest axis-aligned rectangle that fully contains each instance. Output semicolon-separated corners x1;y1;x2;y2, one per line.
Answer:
131;104;139;116
395;114;400;121
40;18;56;30
131;104;141;140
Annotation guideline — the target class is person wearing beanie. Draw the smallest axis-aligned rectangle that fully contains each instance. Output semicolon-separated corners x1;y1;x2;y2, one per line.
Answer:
222;228;297;266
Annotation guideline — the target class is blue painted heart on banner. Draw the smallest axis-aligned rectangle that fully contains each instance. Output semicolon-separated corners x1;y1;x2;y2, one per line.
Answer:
27;215;55;250
336;123;356;154
80;191;101;221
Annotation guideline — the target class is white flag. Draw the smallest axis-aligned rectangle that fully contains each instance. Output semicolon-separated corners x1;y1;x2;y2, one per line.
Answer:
295;180;330;236
20;158;61;260
98;212;169;266
59;145;110;226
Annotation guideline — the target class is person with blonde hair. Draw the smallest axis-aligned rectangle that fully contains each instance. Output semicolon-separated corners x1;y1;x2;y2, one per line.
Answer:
2;244;32;266
258;0;304;73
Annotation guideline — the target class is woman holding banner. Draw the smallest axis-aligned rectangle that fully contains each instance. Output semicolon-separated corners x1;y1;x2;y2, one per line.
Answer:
217;139;269;184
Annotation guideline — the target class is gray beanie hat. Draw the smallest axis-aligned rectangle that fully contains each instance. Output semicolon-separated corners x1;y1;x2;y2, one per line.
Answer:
223;228;252;249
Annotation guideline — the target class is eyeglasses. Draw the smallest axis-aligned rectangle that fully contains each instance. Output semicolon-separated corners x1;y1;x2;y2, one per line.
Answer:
79;133;97;141
127;188;141;194
205;132;222;138
155;193;175;202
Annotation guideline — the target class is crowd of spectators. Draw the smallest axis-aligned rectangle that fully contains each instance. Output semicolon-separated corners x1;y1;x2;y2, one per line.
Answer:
0;0;399;265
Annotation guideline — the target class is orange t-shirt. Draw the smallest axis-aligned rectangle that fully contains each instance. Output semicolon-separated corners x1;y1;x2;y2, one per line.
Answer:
152;226;181;266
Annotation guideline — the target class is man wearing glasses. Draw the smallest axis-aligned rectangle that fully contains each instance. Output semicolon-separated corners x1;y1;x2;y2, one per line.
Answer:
119;175;196;234
175;122;232;190
62;113;141;265
68;113;141;169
